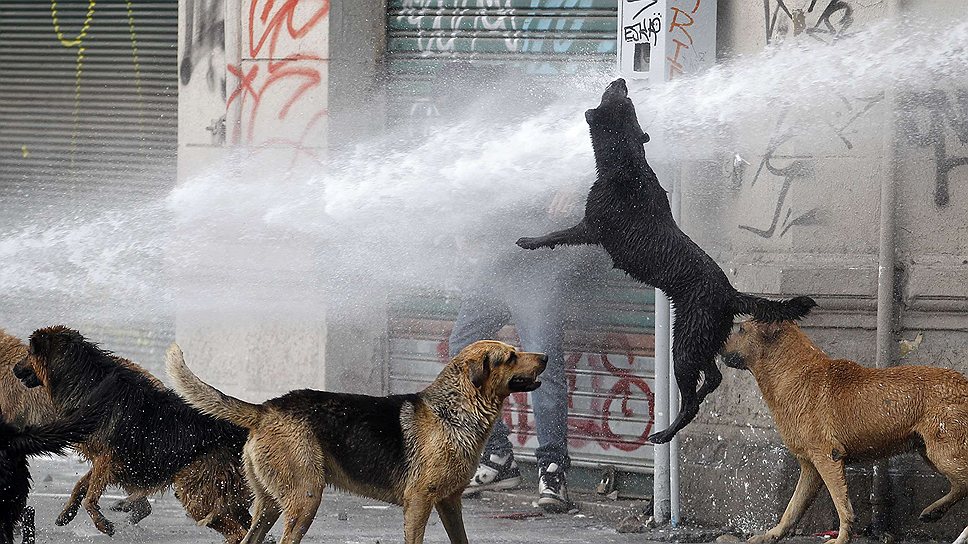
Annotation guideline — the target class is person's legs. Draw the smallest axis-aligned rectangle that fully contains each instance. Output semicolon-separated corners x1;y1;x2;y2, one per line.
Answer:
509;293;572;511
449;292;520;492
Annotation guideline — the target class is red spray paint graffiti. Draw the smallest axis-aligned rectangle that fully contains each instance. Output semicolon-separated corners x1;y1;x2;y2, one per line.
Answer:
666;1;702;80
226;0;330;168
436;337;656;453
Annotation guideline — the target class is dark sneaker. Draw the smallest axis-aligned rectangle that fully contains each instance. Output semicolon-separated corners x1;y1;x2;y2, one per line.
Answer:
537;463;572;512
463;453;522;495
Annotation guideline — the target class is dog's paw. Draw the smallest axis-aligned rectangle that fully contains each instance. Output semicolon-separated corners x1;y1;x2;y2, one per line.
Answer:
648;430;674;445
919;508;945;523
516;237;545;250
96;519;115;536
747;532;780;544
54;510;76;526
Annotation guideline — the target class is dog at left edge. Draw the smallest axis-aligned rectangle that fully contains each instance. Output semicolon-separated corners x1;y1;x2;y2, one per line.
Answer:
1;369;108;544
12;326;253;543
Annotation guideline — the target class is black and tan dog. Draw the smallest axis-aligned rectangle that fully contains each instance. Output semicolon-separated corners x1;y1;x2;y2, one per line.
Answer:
167;339;547;544
722;320;968;544
13;326;252;542
516;78;816;443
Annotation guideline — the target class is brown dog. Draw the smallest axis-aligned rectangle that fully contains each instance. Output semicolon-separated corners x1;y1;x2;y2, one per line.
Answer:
722;321;968;544
13;326;252;542
0;330;56;428
167;339;547;544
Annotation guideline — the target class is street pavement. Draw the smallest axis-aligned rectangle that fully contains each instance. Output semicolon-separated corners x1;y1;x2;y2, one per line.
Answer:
23;455;648;544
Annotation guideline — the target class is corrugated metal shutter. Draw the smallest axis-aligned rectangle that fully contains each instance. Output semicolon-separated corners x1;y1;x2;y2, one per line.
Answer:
387;0;618;124
0;0;177;374
388;275;658;473
383;1;660;473
0;0;177;199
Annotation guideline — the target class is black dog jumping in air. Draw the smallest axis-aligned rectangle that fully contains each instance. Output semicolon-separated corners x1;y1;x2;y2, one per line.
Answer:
517;78;816;444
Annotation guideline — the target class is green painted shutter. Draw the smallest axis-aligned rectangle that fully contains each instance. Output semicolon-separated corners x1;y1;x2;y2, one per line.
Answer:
387;0;619;124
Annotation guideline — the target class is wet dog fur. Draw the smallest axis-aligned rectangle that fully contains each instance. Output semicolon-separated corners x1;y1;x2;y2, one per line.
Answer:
722;320;968;544
13;326;252;542
167;340;548;544
0;390;105;544
516;78;816;443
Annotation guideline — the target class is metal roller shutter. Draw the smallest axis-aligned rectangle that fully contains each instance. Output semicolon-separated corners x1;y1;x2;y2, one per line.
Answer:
0;0;177;198
383;1;659;474
0;0;177;375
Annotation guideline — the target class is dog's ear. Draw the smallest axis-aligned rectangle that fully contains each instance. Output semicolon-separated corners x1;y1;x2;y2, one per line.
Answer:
28;331;51;358
761;322;783;342
468;350;492;389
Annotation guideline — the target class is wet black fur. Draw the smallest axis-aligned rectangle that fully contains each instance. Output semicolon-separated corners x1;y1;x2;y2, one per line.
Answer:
267;390;421;495
21;326;248;492
0;400;103;544
516;79;816;444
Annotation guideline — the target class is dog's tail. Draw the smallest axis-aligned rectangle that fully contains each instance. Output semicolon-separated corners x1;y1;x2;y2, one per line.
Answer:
5;400;103;458
729;292;817;322
166;343;266;429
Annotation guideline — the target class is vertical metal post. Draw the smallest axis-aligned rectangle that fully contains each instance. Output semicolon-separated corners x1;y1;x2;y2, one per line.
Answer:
669;172;682;527
871;2;901;535
654;286;671;524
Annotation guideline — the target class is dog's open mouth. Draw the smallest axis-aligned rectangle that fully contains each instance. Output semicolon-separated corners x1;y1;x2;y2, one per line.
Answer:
508;376;541;392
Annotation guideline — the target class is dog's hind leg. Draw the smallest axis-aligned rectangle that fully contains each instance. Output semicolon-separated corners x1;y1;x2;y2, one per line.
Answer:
240;455;281;544
80;459;116;536
55;470;90;526
918;438;968;522
812;455;854;544
695;360;723;404
113;491;151;525
648;339;705;444
278;489;321;544
749;459;822;544
436;492;469;544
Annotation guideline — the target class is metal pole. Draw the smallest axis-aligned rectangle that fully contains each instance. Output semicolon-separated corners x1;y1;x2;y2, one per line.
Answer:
871;2;901;534
669;172;682;527
654;286;671;524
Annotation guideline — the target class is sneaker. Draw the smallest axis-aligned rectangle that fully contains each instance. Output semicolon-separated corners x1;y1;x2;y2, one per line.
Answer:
537;463;572;512
463;453;522;495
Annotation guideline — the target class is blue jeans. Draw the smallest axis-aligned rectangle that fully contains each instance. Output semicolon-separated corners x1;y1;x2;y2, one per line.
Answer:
449;288;570;472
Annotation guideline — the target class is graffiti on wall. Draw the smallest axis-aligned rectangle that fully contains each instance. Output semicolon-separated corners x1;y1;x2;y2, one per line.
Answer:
666;0;706;80
226;0;330;169
764;0;854;45
180;0;226;99
739;94;882;238
48;0;144;163
435;337;657;455
899;89;968;207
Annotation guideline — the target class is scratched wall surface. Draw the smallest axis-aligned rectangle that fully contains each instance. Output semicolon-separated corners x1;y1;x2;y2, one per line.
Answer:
678;0;968;537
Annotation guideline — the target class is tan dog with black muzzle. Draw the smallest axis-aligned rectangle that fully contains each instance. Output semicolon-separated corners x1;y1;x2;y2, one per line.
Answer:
168;339;547;544
722;321;968;544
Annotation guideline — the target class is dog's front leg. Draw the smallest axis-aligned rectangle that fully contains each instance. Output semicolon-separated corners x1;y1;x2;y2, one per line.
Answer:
517;219;598;250
403;494;434;544
80;459;116;536
749;459;822;544
436;492;469;544
813;455;854;544
56;470;90;526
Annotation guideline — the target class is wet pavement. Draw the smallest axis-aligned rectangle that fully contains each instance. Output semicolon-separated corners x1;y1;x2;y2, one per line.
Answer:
23;455;648;543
